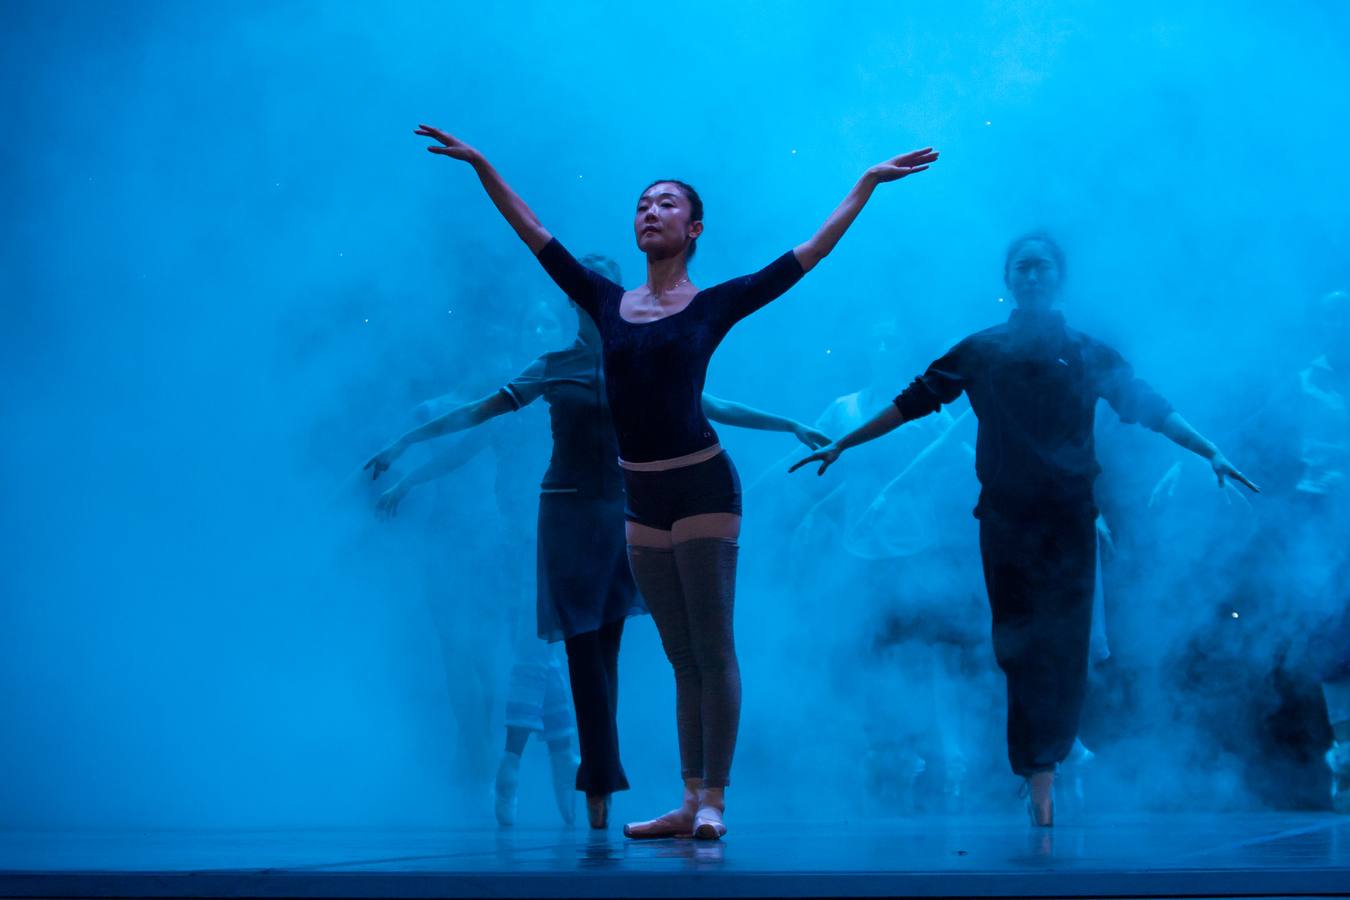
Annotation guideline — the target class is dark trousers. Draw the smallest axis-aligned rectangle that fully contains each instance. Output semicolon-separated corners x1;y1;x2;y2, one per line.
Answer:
563;618;629;795
979;509;1097;776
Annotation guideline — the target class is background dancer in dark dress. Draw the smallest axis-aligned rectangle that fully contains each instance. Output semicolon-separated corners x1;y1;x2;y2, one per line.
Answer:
366;254;828;829
405;122;936;839
792;231;1257;826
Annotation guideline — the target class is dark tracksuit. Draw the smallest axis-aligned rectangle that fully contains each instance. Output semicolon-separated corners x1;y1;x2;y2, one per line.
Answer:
893;308;1173;775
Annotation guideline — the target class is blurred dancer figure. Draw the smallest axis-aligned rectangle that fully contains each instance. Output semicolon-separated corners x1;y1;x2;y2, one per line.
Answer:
793;231;1256;826
1152;289;1349;811
1305;291;1350;812
367;256;826;829
370;308;577;828
776;321;981;810
408;122;934;838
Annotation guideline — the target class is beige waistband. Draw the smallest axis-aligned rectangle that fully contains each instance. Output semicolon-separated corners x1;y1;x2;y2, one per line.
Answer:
619;443;724;472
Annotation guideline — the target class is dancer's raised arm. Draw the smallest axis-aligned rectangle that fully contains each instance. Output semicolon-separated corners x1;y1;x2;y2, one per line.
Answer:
793;148;938;272
416;125;552;253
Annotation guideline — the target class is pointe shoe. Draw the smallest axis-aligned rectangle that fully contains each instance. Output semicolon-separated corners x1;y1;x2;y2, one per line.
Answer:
624;783;699;839
942;755;968;814
494;752;521;827
586;793;611;829
1328;741;1350;814
693;786;727;841
1063;740;1095;812
549;746;580;825
1024;771;1054;827
622;807;695;839
693;804;726;840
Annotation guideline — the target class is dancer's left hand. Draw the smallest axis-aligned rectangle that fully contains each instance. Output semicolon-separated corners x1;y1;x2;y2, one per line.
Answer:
867;148;940;184
1211;453;1259;493
791;424;831;449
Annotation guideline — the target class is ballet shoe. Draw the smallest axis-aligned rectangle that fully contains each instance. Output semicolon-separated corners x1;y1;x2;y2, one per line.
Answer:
622;807;695;839
494;752;521;827
548;745;580;825
1062;740;1095;813
693;804;726;840
1328;741;1350;814
1023;770;1054;827
624;780;701;839
586;793;611;829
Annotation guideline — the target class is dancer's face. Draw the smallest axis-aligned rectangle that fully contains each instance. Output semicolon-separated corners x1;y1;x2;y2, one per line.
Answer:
634;182;703;261
525;301;564;351
1005;241;1062;311
866;322;899;383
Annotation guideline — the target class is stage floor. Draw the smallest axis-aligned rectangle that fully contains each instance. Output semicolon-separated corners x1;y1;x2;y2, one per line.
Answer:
1;812;1347;899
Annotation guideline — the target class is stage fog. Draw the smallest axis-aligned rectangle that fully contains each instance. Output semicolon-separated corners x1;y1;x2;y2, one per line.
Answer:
3;0;1348;828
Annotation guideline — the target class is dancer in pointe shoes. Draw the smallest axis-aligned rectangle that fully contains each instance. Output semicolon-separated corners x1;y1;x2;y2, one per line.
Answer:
366;255;829;830
792;231;1257;826
408;122;936;838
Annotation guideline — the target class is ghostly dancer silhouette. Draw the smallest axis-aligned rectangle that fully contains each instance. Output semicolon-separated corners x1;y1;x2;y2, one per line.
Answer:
366;254;828;829
369;306;578;828
758;319;981;810
793;231;1256;826
1153;288;1350;811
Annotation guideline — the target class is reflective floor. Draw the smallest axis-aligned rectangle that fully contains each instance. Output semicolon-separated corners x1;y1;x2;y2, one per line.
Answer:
1;813;1347;898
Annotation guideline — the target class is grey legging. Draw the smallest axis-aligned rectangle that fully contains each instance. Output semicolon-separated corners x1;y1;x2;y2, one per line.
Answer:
627;538;741;788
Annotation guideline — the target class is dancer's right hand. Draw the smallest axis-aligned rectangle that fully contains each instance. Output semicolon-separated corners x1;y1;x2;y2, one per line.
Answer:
363;442;406;480
415;125;480;163
375;481;410;519
789;444;843;476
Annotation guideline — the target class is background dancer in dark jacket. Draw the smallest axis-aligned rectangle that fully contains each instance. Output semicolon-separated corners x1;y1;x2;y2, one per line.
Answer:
792;231;1257;826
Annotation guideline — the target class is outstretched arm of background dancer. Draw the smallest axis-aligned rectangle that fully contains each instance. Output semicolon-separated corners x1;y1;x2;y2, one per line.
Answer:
702;394;830;448
792;148;939;272
374;439;487;518
1156;412;1260;493
788;404;905;476
364;391;515;479
415;125;552;253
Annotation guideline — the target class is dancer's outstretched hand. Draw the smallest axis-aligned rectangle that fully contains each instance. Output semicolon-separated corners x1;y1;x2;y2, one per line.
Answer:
791;423;831;449
867;148;939;184
1095;515;1115;555
415;125;480;163
363;442;406;480
1211;453;1259;493
789;444;843;476
1147;461;1183;509
375;482;410;519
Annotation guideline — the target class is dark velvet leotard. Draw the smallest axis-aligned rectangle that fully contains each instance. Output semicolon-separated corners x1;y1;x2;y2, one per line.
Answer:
537;238;805;463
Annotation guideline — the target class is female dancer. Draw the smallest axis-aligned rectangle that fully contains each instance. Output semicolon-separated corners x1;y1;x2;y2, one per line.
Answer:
792;231;1257;826
366;255;829;829
408;123;936;838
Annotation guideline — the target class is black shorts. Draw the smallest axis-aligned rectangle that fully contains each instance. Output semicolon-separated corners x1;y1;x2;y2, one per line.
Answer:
621;451;742;530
